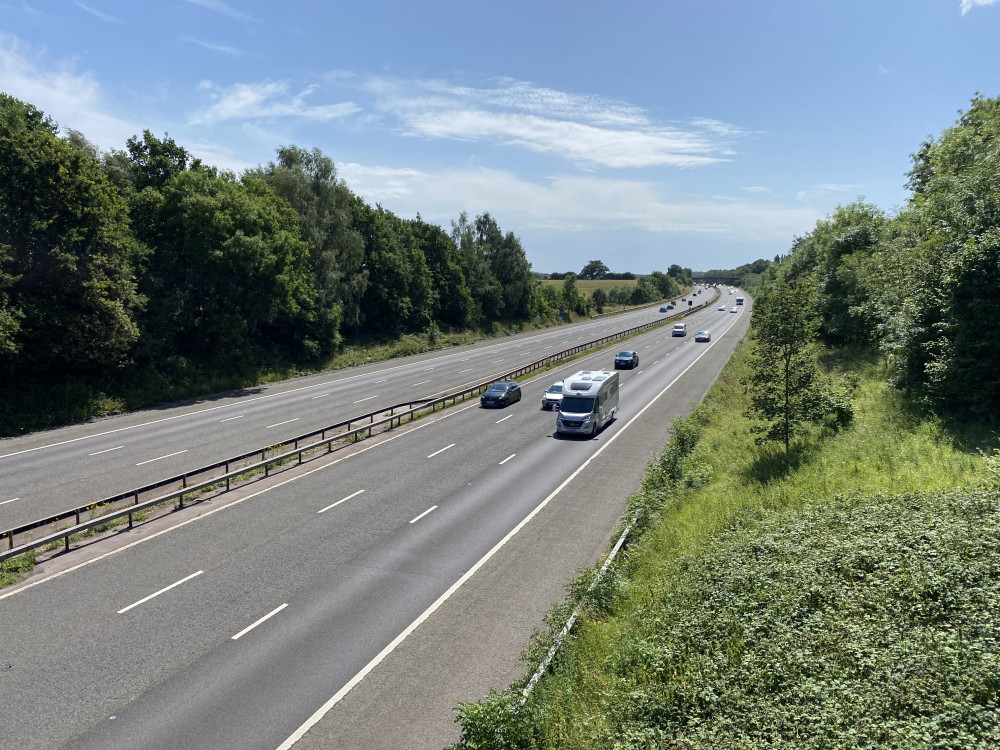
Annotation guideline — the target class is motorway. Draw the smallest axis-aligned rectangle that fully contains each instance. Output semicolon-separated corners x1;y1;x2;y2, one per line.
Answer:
2;294;714;531
0;291;750;749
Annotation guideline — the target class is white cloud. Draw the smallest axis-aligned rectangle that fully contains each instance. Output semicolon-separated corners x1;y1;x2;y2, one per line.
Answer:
0;32;139;149
363;76;742;170
795;183;862;202
742;186;773;194
190;81;361;125
961;0;999;14
338;163;818;242
183;37;241;56
185;0;259;23
74;1;123;24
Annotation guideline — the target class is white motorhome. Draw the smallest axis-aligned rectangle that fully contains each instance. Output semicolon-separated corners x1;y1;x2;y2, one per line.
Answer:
556;370;620;437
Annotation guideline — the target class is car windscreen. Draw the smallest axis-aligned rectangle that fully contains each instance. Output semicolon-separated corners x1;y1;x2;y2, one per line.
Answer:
616;352;632;357
546;385;563;394
560;396;595;414
485;384;508;393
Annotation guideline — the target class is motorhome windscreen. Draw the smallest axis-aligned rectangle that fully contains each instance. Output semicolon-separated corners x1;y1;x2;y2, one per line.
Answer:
560;396;595;413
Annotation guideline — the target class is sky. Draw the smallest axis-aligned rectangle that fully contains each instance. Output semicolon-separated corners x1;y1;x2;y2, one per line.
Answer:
1;1;999;274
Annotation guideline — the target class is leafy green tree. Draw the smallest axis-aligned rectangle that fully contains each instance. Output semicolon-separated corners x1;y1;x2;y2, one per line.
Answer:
476;213;535;321
135;166;319;366
667;263;693;287
0;94;144;380
410;216;474;329
561;273;585;315
743;283;851;451
451;211;503;325
591;287;607;314
254;146;363;339
579;259;609;280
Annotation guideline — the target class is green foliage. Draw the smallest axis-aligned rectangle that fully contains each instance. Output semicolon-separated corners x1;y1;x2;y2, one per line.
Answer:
743;283;853;450
591;287;607;314
579;259;610;280
0;94;144;383
0;549;36;588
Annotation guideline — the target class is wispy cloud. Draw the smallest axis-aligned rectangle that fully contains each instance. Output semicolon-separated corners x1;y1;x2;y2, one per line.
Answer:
185;0;259;23
363;76;744;170
961;0;999;14
796;183;862;202
338;163;818;240
74;1;123;24
190;80;360;124
183;37;241;56
0;32;138;149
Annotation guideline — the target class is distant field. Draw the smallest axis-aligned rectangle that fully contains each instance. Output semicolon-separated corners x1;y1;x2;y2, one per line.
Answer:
540;278;638;294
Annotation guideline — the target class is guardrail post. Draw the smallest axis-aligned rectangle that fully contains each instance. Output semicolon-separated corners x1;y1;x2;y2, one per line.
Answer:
128;512;133;529
182;474;187;489
226;463;230;491
178;492;185;509
75;509;80;525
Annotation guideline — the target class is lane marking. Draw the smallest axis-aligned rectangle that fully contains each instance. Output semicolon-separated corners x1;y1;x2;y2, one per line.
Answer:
0;304;702;462
220;415;245;422
317;489;365;514
117;570;204;614
135;449;188;466
266;418;300;429
352;396;378;404
310;394;329;400
0;498;18;506
458;369;473;374
409;506;437;524
373;379;388;384
411;380;431;387
491;359;504;364
499;454;516;465
424;367;435;371
426;443;455;459
89;446;123;456
231;603;289;640
495;415;513;424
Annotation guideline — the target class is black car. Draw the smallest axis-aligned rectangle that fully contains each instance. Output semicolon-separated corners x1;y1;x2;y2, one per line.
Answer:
614;350;639;369
694;330;711;342
480;380;521;407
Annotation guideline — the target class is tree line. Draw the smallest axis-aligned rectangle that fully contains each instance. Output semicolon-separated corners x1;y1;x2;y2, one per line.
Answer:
0;94;686;431
747;94;1000;428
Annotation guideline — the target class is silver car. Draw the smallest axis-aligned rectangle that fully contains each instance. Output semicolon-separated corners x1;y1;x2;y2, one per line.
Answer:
541;381;564;410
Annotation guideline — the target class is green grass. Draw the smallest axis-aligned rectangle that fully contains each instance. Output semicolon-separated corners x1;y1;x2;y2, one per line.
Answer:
452;342;999;749
0;549;36;588
540;279;640;294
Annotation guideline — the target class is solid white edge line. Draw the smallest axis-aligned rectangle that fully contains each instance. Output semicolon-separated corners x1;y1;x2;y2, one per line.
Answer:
231;603;289;640
266;418;300;429
317;489;365;514
88;446;124;456
274;329;727;750
426;443;456;459
499;454;516;465
408;505;438;524
0;498;18;505
117;570;204;614
495;415;513;424
135;449;188;466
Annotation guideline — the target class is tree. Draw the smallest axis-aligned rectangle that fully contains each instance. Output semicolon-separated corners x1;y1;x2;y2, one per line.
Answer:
591;287;607;314
743;283;851;451
579;259;610;280
0;94;144;380
254;146;364;339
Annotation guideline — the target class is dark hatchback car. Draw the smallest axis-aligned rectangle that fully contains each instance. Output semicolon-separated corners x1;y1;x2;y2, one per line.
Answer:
480;380;521;407
614;350;639;369
694;330;711;342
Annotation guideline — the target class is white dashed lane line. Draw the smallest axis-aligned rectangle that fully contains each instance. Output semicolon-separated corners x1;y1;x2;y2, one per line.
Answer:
499;454;516;465
89;446;124;456
427;444;456;459
409;506;438;524
231;603;289;641
317;489;365;514
0;498;18;506
221;414;246;421
265;418;300;429
117;570;204;614
135;449;188;466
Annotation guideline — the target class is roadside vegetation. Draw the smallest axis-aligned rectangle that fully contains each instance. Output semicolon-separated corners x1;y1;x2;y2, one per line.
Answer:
451;94;1000;748
1;93;706;436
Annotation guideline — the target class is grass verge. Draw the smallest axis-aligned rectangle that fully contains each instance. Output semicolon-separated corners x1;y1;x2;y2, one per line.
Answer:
451;343;998;749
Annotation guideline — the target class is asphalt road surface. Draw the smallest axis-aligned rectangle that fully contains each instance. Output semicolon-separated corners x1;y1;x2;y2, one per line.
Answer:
0;292;750;749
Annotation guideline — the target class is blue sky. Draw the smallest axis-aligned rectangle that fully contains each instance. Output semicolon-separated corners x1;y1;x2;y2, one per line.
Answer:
2;1;999;273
